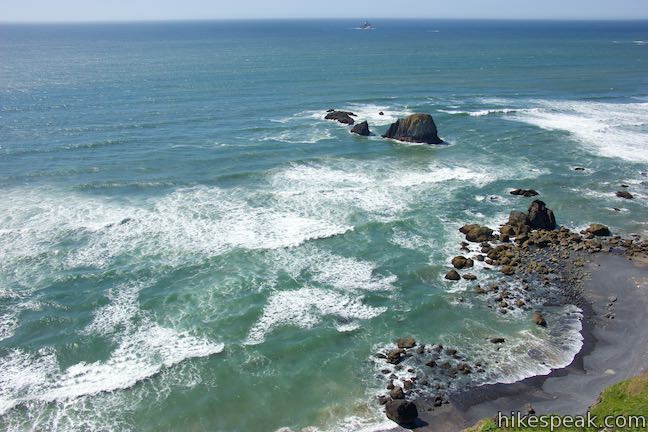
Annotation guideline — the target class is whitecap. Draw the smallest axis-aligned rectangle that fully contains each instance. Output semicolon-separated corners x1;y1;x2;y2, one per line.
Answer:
0;279;224;416
0;186;351;273
269;246;397;293
508;99;648;163
245;288;387;345
437;108;517;117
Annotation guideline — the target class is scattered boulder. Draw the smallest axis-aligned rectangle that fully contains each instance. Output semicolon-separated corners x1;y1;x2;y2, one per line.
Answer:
324;110;356;125
445;269;461;281
379;111;384;116
389;386;405;400
510;189;539;197
382;113;443;144
527;200;556;230
616;191;634;199
351;121;371;136
586;224;611;237
508;211;530;229
461;224;494;243
532;311;547;327
574;167;586;171
463;273;477;281
490;337;505;344
385;400;418;426
501;265;515;275
500;225;516;237
396;337;416;349
451;256;474;269
387;348;405;364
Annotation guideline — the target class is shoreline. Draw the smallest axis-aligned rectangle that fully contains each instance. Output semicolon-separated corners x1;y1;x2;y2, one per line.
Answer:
414;253;648;431
378;210;648;431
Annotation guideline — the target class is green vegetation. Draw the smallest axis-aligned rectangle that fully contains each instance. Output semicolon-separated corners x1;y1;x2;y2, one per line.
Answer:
465;372;648;431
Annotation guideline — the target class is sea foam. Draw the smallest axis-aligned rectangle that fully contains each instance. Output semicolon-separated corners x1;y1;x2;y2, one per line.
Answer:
245;288;387;345
507;100;648;163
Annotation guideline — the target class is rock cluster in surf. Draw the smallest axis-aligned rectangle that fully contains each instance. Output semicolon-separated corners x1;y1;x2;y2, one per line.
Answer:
324;110;446;144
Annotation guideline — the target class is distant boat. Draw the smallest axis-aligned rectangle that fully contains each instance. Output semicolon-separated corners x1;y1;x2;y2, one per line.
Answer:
358;20;374;30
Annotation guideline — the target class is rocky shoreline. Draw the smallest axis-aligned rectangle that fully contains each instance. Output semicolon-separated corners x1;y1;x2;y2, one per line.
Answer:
374;198;648;428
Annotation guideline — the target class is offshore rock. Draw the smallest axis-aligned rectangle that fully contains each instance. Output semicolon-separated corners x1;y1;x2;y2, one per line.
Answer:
382;113;443;144
351;120;371;136
510;188;539;197
616;191;634;199
324;110;356;125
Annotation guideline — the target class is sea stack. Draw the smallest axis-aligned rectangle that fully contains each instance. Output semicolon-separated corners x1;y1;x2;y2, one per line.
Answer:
351;121;371;136
382;113;443;144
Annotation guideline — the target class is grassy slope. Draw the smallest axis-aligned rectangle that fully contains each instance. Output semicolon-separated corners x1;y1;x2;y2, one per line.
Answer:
465;371;648;431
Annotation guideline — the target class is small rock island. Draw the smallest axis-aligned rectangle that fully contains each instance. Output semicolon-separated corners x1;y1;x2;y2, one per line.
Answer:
382;113;444;144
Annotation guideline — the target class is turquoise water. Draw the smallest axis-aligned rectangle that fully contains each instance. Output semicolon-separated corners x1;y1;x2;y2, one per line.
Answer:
0;20;647;431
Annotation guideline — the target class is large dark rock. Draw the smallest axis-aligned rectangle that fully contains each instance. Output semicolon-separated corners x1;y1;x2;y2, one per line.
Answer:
445;269;461;281
351;121;371;136
325;110;356;125
382;113;443;144
385;400;418;426
452;256;474;269
527;200;556;230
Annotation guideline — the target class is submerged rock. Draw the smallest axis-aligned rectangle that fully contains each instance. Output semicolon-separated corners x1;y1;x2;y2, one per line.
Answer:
385;400;418;426
351;120;371;136
616;191;634;199
324;110;356;125
532;311;547;327
382;113;443;144
396;337;417;349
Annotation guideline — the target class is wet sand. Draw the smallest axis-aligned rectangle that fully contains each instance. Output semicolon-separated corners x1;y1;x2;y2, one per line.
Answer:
384;253;648;431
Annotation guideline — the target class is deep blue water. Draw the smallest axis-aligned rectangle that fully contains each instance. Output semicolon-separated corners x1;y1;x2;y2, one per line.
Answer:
0;20;647;432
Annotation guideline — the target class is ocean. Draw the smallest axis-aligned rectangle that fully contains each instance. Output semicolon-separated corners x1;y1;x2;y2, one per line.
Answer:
0;19;647;431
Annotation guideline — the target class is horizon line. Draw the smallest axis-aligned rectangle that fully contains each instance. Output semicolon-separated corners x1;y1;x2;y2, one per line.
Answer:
2;17;648;25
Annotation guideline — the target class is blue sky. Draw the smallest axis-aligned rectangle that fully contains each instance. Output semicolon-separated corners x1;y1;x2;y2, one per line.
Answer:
3;0;648;22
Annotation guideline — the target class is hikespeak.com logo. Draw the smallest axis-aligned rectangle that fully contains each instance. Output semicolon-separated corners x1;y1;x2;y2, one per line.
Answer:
497;411;647;431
